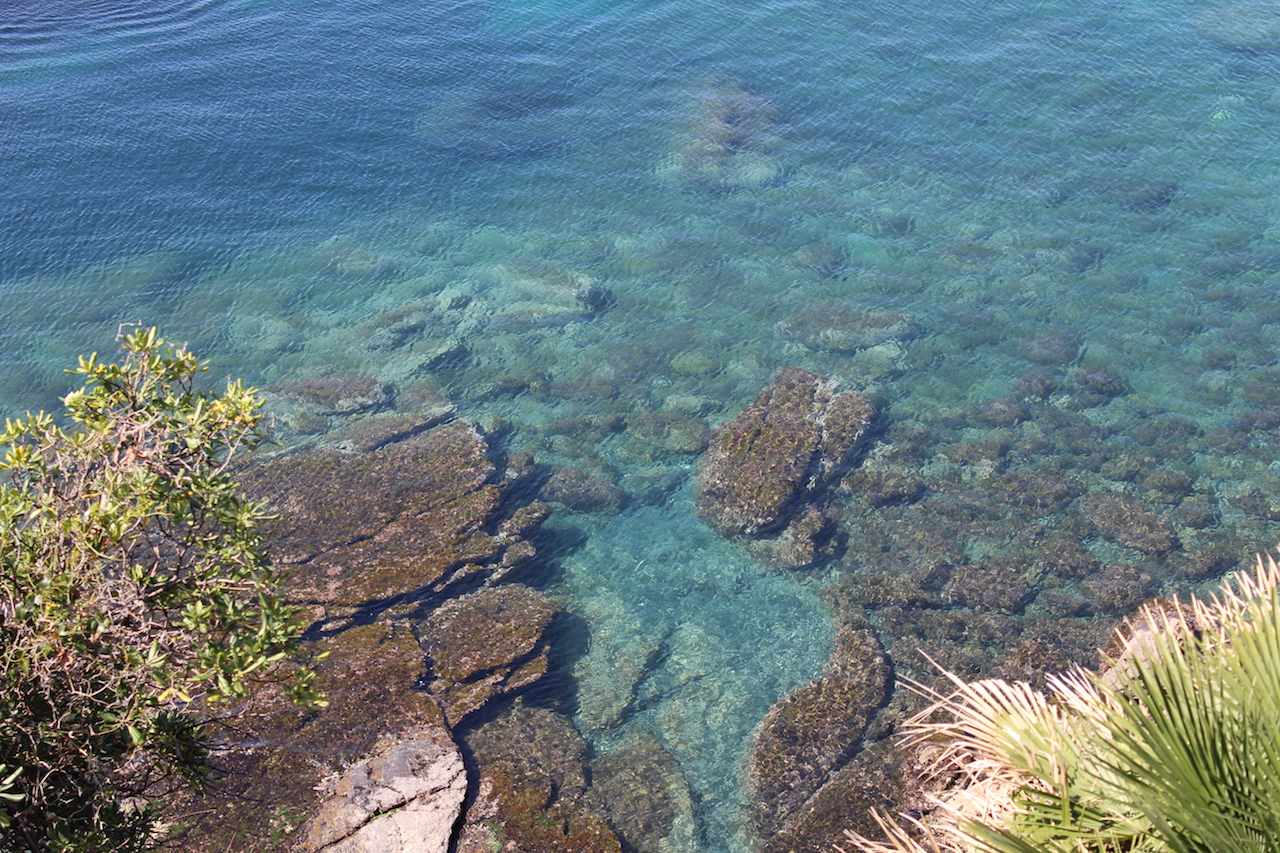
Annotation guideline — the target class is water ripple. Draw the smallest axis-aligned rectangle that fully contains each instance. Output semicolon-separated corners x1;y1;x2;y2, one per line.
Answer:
0;0;230;66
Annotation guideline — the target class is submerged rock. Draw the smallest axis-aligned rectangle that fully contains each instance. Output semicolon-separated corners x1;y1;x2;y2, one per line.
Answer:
541;466;627;514
590;731;697;853
1081;491;1178;554
746;614;891;837
268;375;391;415
315;236;400;279
777;304;917;353
759;739;909;853
464;701;623;853
1195;1;1280;51
482;258;612;329
696;367;877;540
660;80;785;191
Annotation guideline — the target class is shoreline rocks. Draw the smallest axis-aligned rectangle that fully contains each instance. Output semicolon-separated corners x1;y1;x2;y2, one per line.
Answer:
296;729;467;853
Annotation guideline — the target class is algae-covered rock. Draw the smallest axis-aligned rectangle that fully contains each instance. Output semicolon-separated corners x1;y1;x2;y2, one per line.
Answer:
268;375;391;415
238;420;543;602
759;739;909;853
591;731;697;853
465;701;623;853
327;408;458;454
180;418;551;851
622;411;711;459
746;615;890;837
1082;491;1178;554
541;466;628;514
417;584;560;727
696;367;877;544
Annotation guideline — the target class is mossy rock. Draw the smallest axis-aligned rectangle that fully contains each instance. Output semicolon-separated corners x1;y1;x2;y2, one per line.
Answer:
465;702;623;853
418;584;560;727
1081;491;1178;555
746;615;890;836
695;367;877;538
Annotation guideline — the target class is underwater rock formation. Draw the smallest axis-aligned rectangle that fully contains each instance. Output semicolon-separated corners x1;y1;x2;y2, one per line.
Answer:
695;367;877;567
590;731;698;853
746;613;891;838
1082;491;1179;555
314;236;401;279
481;258;612;330
759;739;909;853
268;374;391;415
541;465;628;514
1194;1;1280;51
659;80;785;191
777;304;917;354
461;701;623;853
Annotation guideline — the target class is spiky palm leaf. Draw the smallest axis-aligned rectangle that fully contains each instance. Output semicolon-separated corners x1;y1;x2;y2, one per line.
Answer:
841;554;1280;853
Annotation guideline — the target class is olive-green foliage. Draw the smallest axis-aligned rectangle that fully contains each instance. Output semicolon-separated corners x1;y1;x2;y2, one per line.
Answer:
0;328;318;851
844;554;1280;853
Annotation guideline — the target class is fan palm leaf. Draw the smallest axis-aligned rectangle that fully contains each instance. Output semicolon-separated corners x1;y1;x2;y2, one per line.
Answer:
841;553;1280;853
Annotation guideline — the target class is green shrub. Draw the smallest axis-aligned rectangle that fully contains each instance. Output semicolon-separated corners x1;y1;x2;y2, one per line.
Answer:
0;327;319;851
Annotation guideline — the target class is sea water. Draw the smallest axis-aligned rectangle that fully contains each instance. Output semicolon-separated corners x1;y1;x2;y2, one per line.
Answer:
5;0;1280;849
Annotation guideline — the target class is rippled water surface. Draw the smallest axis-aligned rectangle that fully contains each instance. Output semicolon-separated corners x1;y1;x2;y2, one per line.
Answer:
6;0;1280;848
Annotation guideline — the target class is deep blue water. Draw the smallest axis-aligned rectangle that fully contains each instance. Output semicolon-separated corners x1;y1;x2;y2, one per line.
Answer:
6;0;1280;848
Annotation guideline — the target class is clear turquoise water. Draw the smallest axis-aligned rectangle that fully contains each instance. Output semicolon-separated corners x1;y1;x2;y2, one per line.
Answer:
6;0;1280;848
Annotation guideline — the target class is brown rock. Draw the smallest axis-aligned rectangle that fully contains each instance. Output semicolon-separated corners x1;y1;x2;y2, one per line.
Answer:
625;411;711;455
1081;491;1178;554
175;419;551;851
418;585;560;727
466;702;623;853
591;732;695;853
542;466;627;514
746;615;891;836
238;420;542;602
695;367;876;538
759;740;909;853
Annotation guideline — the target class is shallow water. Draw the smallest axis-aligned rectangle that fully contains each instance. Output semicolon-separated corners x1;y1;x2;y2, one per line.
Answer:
6;0;1280;848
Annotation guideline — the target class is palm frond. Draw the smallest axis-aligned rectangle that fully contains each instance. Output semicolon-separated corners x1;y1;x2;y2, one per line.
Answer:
840;552;1280;853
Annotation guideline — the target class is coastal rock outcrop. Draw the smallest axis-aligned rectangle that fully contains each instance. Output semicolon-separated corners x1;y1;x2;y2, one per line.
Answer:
238;418;545;603
296;729;467;853
181;417;556;851
416;584;560;727
695;367;877;567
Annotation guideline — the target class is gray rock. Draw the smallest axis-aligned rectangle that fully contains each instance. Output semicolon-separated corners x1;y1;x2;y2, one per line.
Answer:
296;728;467;853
